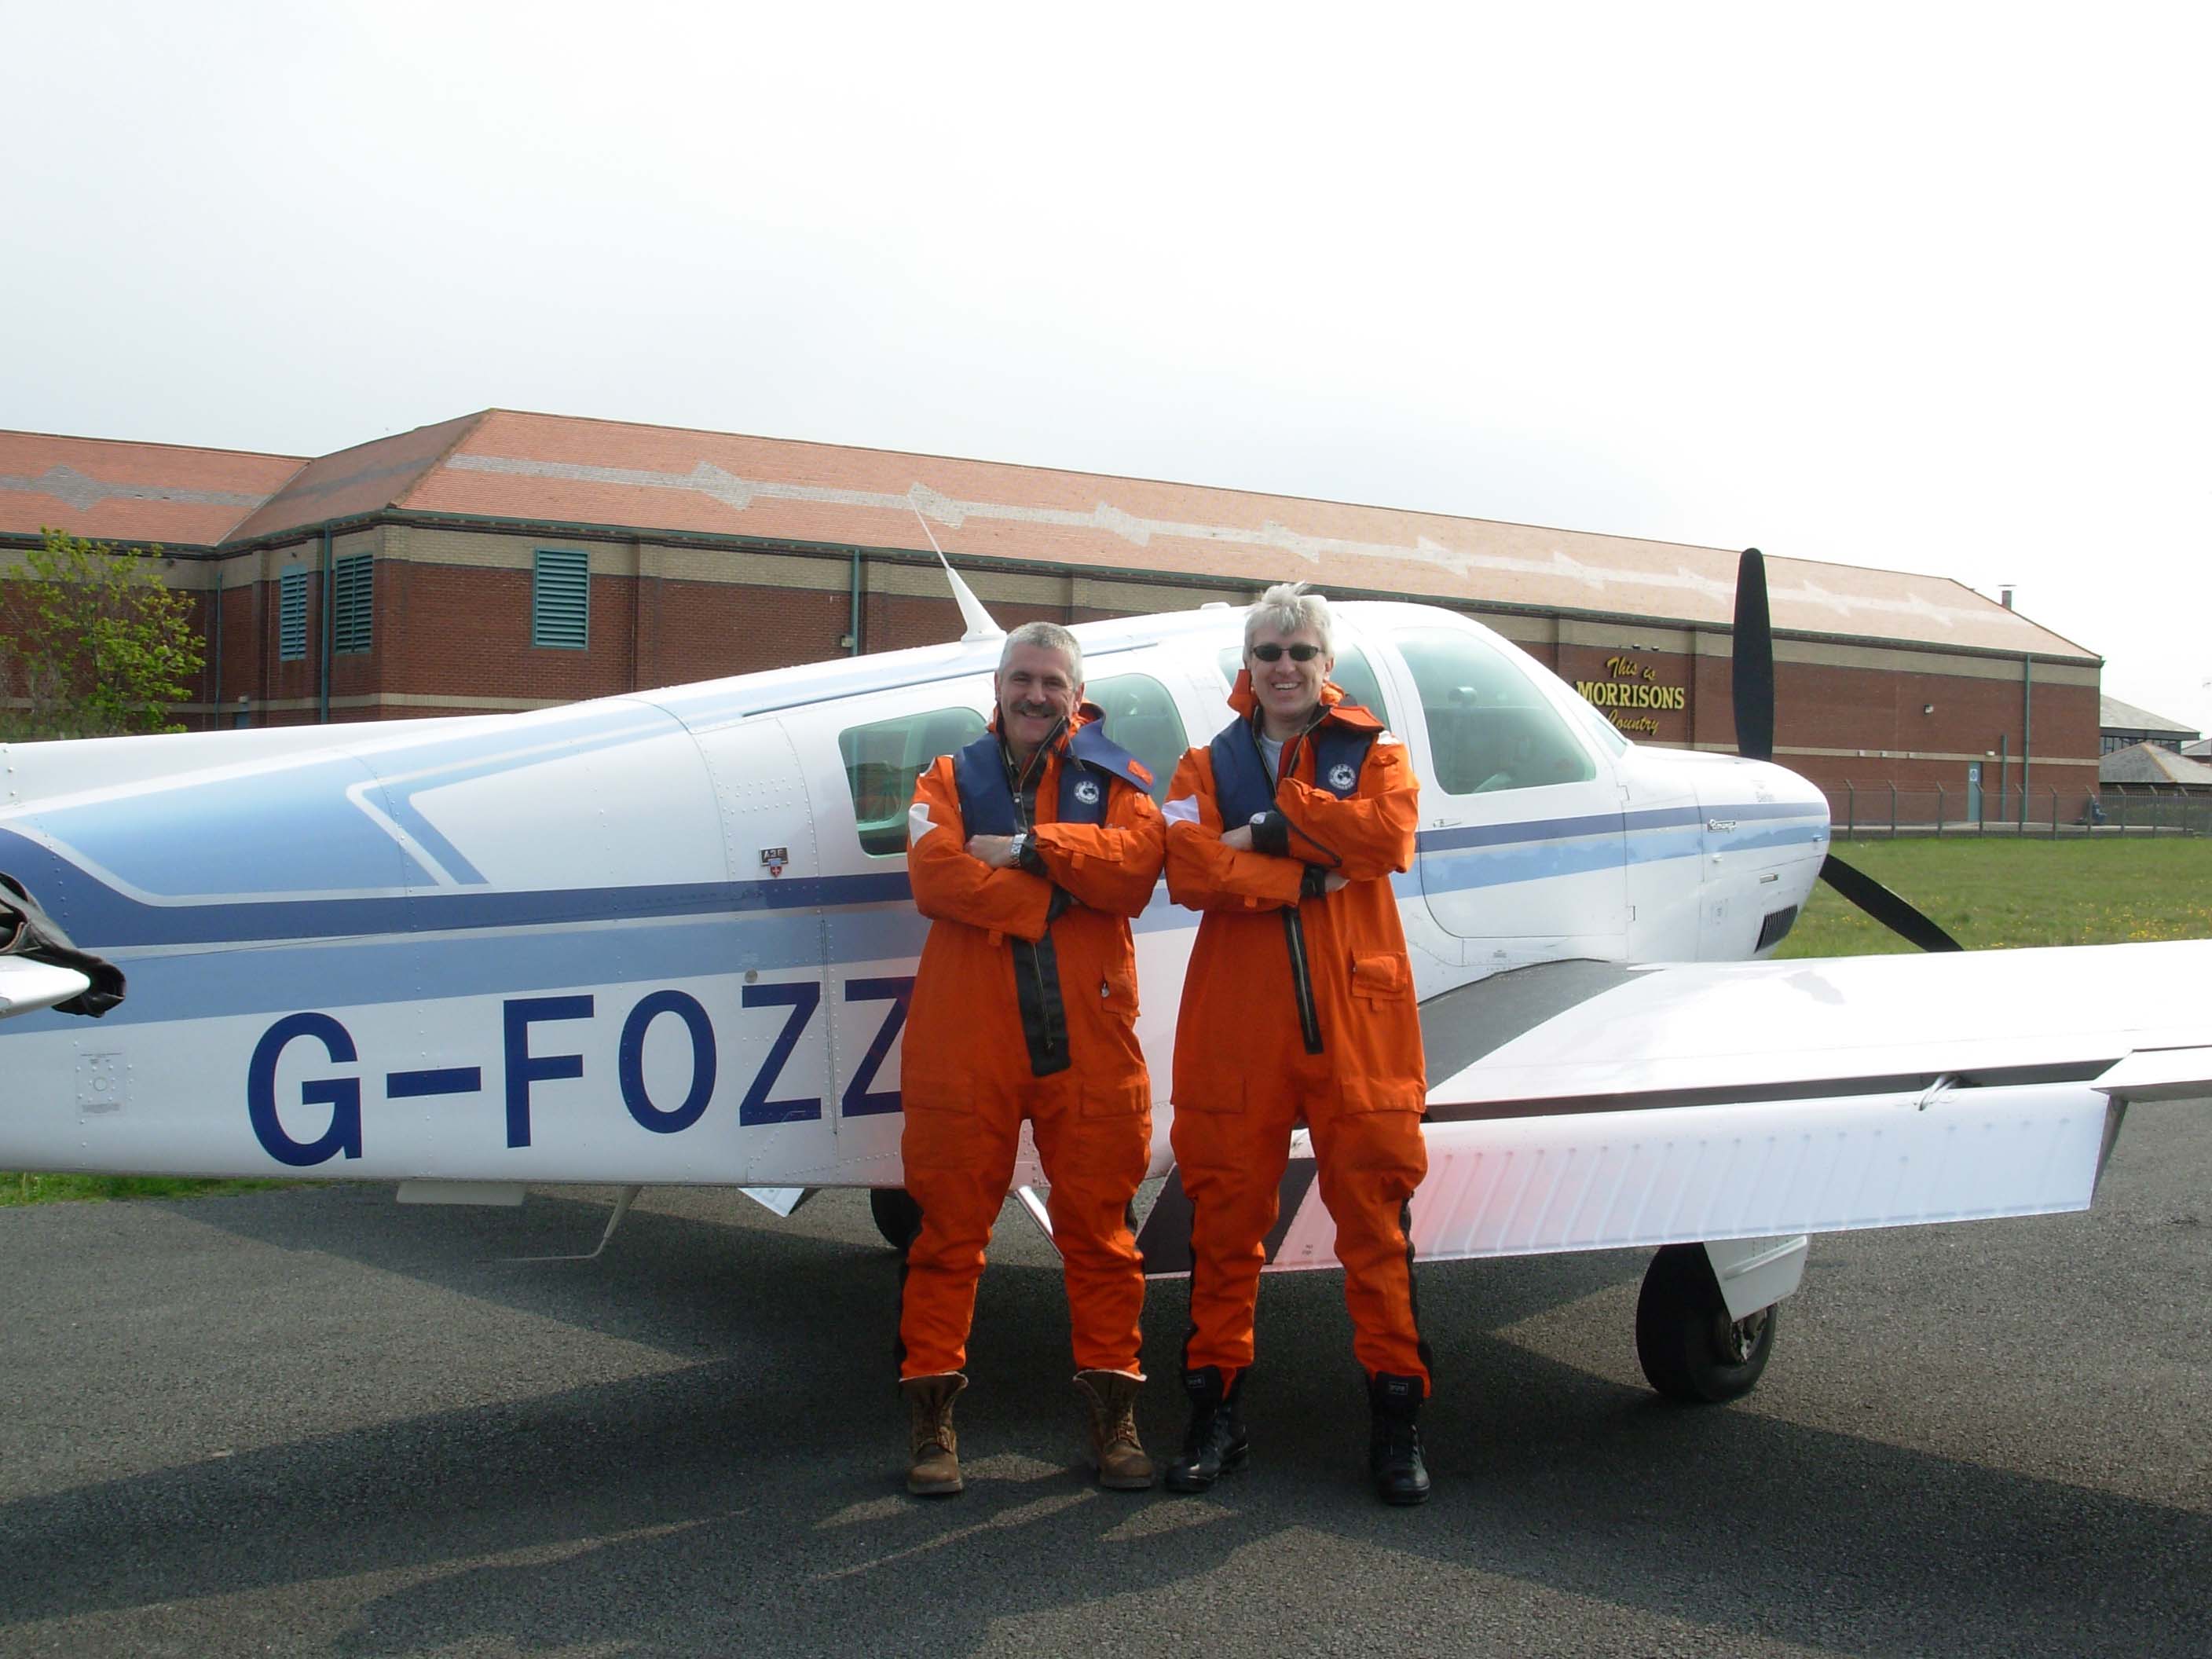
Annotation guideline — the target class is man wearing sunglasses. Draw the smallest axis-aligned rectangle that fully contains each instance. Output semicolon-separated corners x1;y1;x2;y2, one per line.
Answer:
1160;583;1432;1505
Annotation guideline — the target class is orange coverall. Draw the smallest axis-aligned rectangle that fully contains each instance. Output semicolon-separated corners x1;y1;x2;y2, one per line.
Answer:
1165;679;1430;1392
898;715;1166;1380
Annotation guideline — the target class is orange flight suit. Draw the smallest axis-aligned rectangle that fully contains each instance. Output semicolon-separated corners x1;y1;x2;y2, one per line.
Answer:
1165;678;1430;1392
898;712;1166;1381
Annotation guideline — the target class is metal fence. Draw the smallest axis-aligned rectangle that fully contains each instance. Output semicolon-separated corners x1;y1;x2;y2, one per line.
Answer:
1822;784;2212;840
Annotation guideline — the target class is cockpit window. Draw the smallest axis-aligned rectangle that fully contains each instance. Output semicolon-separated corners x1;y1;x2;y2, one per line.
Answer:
1085;673;1185;802
1393;627;1596;794
1215;641;1393;731
840;705;987;855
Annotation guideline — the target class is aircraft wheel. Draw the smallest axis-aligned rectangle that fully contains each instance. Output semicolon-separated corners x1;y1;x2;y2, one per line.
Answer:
1635;1243;1776;1404
870;1186;923;1252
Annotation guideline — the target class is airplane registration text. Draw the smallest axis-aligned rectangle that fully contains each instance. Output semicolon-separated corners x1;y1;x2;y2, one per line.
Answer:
245;979;916;1167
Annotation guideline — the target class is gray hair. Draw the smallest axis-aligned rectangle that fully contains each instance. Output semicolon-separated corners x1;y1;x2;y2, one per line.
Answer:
998;620;1083;684
1243;581;1333;657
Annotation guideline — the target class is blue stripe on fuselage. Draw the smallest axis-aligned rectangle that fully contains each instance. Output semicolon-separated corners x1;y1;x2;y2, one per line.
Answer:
0;799;1826;980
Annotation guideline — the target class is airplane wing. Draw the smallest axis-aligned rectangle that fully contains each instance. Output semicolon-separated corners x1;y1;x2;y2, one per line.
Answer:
1138;940;2212;1275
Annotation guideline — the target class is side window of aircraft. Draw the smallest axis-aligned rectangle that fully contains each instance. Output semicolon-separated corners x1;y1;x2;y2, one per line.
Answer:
1395;627;1597;795
840;706;987;855
1084;672;1186;801
1214;642;1393;731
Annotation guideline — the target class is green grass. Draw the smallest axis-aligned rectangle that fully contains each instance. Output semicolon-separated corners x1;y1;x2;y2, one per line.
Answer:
1779;837;2212;958
2;1171;298;1207
0;1171;299;1207
8;839;2207;1204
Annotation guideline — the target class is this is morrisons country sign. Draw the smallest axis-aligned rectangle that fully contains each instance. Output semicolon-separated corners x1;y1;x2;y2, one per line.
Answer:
1574;655;1685;737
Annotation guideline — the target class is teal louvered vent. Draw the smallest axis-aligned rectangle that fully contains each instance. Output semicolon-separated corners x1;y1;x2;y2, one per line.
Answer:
333;554;372;654
532;549;589;649
278;567;308;661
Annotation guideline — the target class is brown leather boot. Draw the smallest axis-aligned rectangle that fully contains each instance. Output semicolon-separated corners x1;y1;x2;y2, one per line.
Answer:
901;1373;966;1496
1073;1370;1155;1491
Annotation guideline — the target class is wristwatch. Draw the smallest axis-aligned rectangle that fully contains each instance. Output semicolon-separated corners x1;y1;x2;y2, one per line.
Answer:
1009;831;1030;866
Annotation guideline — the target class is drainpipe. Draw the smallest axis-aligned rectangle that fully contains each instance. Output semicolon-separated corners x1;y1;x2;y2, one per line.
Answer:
847;548;862;655
209;560;222;734
2018;654;2032;829
319;526;333;725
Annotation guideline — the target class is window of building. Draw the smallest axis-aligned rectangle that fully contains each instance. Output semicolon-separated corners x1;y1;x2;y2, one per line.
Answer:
333;554;372;654
840;705;988;855
1215;641;1393;731
1394;626;1595;794
1085;672;1186;801
278;566;307;661
533;549;589;649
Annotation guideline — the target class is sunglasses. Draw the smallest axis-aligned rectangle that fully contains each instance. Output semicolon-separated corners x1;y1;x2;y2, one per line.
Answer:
1250;643;1324;663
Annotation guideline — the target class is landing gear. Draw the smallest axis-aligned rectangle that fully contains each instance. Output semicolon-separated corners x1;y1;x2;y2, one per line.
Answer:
1635;1243;1777;1403
870;1186;923;1252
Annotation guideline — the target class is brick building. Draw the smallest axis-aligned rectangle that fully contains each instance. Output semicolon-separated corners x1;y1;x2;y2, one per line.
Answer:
1;409;2101;811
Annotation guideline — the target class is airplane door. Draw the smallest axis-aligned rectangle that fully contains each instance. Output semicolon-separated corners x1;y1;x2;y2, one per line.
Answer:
1390;625;1628;958
687;714;837;1183
782;681;993;1179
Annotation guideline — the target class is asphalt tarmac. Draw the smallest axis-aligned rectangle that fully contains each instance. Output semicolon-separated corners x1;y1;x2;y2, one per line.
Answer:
2;1100;2206;1659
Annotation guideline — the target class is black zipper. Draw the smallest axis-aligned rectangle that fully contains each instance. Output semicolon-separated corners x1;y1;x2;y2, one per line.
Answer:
1005;731;1068;1075
1269;719;1324;1054
1281;907;1323;1054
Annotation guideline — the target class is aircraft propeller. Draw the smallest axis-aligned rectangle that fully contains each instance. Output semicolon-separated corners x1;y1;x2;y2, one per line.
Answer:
1732;547;1963;952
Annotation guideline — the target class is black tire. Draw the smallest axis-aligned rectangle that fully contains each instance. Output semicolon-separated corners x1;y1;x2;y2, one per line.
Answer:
870;1186;923;1252
1635;1243;1777;1404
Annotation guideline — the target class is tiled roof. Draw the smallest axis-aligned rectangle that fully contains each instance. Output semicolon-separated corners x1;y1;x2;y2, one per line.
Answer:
2;408;2100;660
225;412;484;543
2099;694;2200;738
395;408;2093;659
2100;742;2212;786
0;430;302;548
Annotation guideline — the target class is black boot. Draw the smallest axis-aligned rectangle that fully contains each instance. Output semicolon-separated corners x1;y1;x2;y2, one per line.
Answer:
1163;1365;1249;1494
1368;1372;1430;1506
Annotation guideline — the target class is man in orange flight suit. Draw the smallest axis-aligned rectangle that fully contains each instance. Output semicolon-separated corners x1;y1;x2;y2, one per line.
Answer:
896;620;1166;1497
1161;582;1433;1505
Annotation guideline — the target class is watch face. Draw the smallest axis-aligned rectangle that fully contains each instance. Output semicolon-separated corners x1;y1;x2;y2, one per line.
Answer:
1251;812;1269;826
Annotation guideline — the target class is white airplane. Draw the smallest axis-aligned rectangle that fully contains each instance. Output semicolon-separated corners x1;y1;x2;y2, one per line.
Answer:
4;552;2207;1405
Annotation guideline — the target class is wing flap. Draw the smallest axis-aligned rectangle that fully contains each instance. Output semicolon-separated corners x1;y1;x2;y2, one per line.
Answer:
2093;1046;2212;1105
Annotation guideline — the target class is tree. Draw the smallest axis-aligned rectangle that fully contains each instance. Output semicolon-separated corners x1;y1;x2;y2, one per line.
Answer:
1;526;206;741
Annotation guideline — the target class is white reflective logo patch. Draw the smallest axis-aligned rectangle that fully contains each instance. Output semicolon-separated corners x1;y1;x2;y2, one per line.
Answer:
1163;796;1200;826
908;802;937;842
1074;778;1101;806
1328;762;1358;791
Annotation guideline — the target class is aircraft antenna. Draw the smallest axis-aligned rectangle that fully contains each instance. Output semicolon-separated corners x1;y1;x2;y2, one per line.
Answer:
908;500;1005;643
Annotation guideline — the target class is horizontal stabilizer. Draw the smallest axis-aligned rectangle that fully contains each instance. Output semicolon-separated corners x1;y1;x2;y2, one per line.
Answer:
0;958;93;1020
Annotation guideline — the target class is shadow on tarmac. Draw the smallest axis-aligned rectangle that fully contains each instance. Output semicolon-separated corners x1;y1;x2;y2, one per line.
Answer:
2;1183;2207;1656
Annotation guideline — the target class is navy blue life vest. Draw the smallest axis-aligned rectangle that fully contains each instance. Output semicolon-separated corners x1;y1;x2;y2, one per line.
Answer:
952;716;1151;836
1210;711;1376;826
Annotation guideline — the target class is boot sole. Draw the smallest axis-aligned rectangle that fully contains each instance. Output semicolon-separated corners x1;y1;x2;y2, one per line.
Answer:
1163;1443;1248;1494
1097;1470;1155;1492
907;1475;965;1496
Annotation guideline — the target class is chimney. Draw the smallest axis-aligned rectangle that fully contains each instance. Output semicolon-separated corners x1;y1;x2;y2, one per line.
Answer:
2000;586;2014;610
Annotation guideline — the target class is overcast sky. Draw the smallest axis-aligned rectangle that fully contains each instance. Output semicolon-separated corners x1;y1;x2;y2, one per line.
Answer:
8;3;2207;732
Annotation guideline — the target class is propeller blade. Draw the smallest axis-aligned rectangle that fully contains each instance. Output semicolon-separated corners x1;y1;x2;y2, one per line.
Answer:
1819;853;1964;952
1731;547;1774;763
